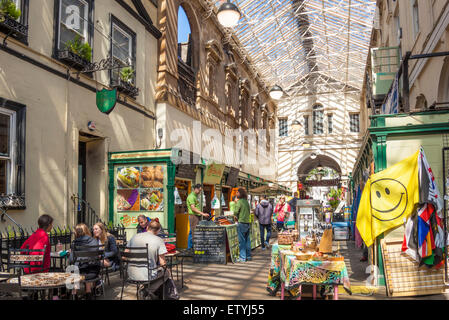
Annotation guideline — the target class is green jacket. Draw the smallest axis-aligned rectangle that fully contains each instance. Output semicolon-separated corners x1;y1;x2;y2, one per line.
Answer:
234;198;251;223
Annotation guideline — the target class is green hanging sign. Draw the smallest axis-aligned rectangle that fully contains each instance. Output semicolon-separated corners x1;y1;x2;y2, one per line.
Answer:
96;88;117;114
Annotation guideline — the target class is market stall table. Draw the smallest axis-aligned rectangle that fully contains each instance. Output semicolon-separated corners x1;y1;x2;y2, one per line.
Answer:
279;249;351;300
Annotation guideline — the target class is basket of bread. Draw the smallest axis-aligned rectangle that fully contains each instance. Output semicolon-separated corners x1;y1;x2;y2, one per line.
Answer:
278;231;293;245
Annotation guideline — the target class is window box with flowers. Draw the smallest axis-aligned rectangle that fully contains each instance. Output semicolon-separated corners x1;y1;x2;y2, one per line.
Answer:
111;67;139;98
0;0;28;42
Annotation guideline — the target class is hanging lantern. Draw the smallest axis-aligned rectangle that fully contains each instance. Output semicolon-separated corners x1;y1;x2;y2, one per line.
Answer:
217;1;241;28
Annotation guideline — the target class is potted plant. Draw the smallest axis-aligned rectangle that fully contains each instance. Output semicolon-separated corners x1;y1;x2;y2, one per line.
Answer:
113;66;139;98
58;35;92;70
327;188;343;211
0;0;27;40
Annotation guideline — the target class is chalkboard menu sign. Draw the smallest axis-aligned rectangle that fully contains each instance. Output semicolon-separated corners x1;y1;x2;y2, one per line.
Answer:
226;167;240;187
225;225;239;263
193;226;227;264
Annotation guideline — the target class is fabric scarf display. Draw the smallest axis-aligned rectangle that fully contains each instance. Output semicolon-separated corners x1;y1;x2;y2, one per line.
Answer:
402;148;445;268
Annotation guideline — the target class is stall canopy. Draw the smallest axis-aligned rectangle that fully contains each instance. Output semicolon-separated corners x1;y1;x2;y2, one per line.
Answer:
250;184;290;195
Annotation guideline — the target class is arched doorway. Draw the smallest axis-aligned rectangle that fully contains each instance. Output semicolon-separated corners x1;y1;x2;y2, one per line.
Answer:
297;154;342;202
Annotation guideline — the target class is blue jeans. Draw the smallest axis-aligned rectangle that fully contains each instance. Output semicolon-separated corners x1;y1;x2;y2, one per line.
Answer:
187;229;193;249
237;223;251;261
259;224;271;247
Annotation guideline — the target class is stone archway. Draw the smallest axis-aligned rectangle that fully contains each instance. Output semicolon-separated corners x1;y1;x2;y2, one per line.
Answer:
297;154;342;183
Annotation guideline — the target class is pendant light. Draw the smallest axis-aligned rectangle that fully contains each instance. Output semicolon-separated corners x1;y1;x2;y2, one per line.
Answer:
217;1;241;28
269;85;283;100
291;120;301;131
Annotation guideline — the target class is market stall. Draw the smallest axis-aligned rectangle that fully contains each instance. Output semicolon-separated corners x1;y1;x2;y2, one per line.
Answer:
267;226;351;299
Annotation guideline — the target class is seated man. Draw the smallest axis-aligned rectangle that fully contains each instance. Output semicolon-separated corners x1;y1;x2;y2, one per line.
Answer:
127;220;169;299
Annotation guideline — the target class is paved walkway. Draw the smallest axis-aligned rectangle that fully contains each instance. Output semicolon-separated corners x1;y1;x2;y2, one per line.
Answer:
101;239;449;300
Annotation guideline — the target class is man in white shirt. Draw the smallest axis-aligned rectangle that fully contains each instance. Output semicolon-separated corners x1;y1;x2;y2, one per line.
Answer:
127;220;168;298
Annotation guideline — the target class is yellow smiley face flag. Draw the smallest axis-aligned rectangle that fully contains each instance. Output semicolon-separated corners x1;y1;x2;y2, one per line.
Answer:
356;149;420;247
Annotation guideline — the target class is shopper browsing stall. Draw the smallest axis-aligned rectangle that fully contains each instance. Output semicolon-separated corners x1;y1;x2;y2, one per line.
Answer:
255;195;273;250
234;188;252;262
187;184;210;251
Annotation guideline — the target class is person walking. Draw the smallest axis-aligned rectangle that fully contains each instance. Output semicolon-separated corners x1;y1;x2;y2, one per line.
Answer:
288;192;299;223
255;195;273;250
186;184;210;252
234;188;251;262
274;196;290;232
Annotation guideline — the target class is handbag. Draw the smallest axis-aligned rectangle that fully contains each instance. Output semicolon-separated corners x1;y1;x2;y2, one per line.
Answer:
164;278;180;300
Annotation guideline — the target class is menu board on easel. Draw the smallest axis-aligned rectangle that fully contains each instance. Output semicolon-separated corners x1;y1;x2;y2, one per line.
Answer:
225;224;239;263
193;227;227;264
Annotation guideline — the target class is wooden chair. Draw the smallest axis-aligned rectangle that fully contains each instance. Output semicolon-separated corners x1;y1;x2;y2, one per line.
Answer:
119;244;167;300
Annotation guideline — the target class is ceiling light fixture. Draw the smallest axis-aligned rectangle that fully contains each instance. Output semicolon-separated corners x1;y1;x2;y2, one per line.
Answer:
269;85;283;100
291;120;301;131
217;1;241;28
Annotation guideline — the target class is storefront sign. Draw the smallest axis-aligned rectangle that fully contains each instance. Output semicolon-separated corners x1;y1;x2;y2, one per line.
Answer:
203;163;225;185
193;226;227;264
96;88;117;114
110;150;172;160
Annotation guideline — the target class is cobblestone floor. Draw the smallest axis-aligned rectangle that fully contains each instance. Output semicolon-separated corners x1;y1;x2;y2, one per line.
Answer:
100;239;449;300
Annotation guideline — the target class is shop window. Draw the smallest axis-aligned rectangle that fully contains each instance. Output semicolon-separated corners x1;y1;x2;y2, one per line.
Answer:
54;0;94;67
312;104;323;134
110;16;137;93
350;113;360;133
0;98;26;208
279;118;288;137
328;114;333;134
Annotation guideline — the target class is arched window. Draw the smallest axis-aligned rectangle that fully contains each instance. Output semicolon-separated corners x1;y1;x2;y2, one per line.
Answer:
312;104;324;134
177;6;193;68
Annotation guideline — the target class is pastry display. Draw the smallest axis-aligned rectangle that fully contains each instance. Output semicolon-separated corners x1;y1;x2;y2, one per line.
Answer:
140;189;164;211
117;167;140;189
140;166;164;188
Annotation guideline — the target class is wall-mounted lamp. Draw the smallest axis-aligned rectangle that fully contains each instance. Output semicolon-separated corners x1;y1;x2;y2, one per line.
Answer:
291;120;301;131
155;128;163;149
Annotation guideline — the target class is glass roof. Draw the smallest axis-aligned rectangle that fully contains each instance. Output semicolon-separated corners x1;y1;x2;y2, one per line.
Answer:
212;0;376;97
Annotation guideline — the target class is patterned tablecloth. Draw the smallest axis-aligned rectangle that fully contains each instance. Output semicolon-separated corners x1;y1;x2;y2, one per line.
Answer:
280;251;351;293
267;243;351;296
266;243;294;295
8;272;85;289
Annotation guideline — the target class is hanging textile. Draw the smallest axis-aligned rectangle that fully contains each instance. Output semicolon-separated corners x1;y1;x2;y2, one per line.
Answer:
402;148;445;268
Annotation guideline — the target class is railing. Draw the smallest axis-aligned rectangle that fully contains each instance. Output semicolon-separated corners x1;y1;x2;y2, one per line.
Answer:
177;59;196;106
71;194;103;227
0;223;126;272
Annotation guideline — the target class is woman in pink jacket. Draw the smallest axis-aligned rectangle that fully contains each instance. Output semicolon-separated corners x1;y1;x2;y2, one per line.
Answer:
274;196;290;232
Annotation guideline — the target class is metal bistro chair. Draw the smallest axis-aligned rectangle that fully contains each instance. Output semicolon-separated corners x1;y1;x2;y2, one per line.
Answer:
70;244;106;299
4;246;46;299
119;244;167;300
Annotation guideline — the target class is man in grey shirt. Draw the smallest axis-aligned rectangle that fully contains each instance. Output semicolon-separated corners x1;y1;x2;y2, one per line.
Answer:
127;220;168;282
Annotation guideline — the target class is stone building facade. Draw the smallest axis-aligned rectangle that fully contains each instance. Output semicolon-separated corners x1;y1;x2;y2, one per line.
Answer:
155;0;278;180
0;0;160;227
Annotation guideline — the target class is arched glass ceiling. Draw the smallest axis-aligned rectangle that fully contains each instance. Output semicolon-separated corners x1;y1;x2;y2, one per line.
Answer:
211;0;375;98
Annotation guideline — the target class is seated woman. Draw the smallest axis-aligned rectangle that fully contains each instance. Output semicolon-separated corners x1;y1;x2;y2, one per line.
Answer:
68;223;100;299
93;222;119;271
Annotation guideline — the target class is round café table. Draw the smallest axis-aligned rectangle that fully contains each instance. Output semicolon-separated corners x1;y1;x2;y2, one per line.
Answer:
7;272;85;300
